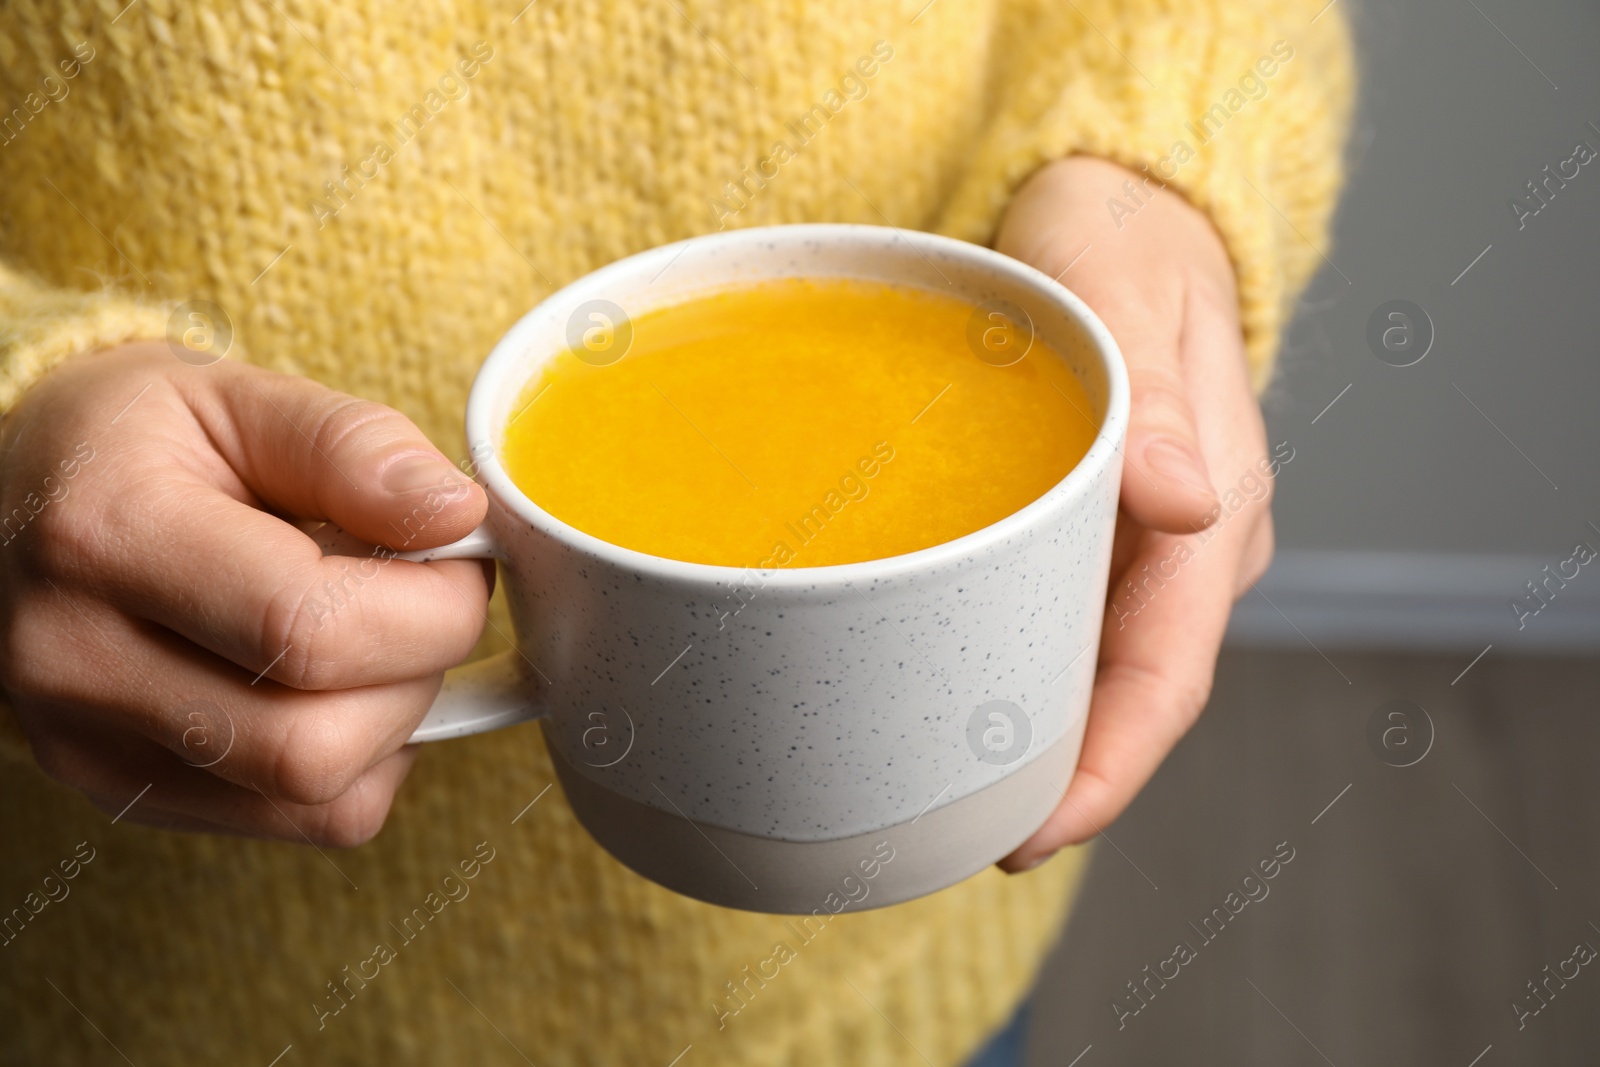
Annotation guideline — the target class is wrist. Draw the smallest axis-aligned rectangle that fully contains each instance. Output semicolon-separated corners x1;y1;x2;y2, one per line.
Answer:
998;156;1236;302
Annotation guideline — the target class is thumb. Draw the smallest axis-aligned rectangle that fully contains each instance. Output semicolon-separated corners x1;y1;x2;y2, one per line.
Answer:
1123;365;1220;534
1078;288;1219;534
206;362;488;549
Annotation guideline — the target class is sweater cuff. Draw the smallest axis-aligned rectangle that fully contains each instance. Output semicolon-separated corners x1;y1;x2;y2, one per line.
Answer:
936;0;1354;390
0;264;171;412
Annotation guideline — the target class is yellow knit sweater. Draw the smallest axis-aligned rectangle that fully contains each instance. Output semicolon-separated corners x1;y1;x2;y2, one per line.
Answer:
0;2;1349;1063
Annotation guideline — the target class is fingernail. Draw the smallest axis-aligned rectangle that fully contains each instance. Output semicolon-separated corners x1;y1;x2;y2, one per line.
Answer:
382;456;462;496
1015;849;1058;873
1143;438;1215;498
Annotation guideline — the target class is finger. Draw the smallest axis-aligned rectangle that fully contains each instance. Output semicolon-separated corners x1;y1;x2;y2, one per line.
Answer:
1005;301;1271;867
1237;517;1275;597
55;477;490;690
1000;524;1247;871
1121;363;1221;534
993;156;1235;534
1066;275;1221;534
9;599;446;806
58;725;416;846
194;360;486;550
1106;507;1144;590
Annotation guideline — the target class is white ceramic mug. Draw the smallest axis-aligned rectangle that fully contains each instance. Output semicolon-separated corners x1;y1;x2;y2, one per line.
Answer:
324;224;1128;913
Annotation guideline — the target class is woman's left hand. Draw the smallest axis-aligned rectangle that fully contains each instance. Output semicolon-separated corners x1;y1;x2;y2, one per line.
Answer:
993;156;1278;871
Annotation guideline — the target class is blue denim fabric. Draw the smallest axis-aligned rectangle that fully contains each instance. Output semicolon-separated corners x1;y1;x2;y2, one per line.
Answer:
962;999;1032;1067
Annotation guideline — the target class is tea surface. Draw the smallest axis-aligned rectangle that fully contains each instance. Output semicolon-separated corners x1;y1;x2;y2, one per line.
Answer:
501;278;1097;567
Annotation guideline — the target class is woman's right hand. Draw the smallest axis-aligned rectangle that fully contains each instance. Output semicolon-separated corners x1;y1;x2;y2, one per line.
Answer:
0;342;492;844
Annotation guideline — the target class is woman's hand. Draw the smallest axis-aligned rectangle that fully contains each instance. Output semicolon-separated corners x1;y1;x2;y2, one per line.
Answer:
0;342;491;845
994;156;1275;870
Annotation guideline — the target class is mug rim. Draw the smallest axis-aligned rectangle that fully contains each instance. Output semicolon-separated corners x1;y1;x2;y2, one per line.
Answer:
463;223;1130;588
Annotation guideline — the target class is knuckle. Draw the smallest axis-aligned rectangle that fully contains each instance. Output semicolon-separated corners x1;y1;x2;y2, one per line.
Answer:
0;612;72;701
310;790;393;849
1093;271;1183;325
1115;661;1213;730
27;731;88;790
267;707;365;806
261;572;351;691
1128;369;1194;430
26;491;102;580
1188;257;1240;314
1176;675;1214;726
309;396;406;465
1242;521;1276;589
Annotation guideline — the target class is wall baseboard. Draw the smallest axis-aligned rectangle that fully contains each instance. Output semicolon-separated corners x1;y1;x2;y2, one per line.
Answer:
1223;550;1600;653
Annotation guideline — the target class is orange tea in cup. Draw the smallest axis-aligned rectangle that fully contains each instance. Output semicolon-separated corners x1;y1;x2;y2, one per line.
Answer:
501;278;1096;568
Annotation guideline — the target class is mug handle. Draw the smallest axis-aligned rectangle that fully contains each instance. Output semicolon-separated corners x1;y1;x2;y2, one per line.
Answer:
312;523;543;743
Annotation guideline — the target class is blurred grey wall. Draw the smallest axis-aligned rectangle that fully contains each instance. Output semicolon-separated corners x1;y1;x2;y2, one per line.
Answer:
1226;0;1600;652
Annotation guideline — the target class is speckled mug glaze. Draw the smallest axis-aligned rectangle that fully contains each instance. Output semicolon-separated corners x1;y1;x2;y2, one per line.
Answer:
391;225;1128;913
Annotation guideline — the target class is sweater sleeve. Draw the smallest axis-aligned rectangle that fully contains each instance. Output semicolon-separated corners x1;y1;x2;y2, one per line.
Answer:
936;0;1354;389
0;262;172;413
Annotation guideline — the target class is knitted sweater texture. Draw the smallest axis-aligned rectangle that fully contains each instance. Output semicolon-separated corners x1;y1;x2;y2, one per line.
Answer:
0;1;1350;1063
